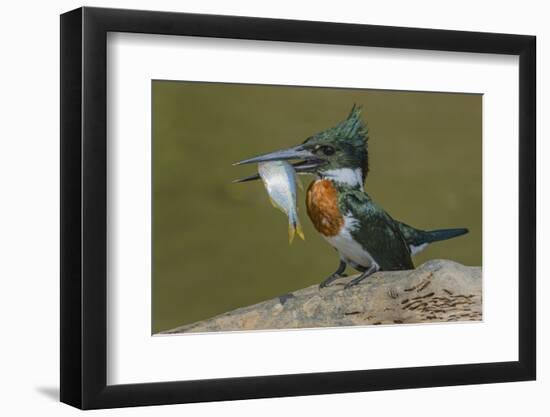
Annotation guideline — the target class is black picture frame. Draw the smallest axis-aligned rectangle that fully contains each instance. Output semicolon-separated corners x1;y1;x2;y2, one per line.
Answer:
60;6;536;410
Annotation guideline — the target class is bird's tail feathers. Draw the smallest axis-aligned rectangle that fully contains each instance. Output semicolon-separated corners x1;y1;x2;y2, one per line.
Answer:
425;228;469;243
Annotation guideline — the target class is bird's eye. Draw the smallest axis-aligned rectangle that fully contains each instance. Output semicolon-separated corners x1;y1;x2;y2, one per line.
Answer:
321;146;335;156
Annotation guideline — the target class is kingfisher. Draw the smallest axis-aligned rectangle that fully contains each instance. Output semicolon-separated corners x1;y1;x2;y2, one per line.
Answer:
234;106;468;289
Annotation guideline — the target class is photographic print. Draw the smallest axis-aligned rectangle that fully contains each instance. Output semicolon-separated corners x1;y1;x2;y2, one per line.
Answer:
60;9;536;407
152;81;482;335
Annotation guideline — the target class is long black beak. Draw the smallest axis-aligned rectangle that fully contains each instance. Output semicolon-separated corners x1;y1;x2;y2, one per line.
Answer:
233;145;325;183
233;145;315;166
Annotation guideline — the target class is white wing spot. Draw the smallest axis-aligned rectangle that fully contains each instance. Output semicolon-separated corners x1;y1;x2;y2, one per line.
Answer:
409;243;428;256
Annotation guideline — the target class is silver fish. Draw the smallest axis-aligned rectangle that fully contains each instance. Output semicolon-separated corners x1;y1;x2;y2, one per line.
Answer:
258;161;305;243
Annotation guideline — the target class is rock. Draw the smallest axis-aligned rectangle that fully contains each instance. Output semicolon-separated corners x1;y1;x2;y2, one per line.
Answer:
161;260;482;334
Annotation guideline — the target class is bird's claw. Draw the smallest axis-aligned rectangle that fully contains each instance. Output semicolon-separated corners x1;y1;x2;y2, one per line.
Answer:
343;265;378;289
319;261;348;289
319;282;334;289
319;274;346;289
344;277;365;290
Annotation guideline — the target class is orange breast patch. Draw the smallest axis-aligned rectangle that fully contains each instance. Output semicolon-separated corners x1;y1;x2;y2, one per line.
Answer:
306;180;344;237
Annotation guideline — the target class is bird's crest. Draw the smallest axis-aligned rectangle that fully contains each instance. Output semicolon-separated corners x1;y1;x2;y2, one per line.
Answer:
302;104;370;182
330;104;369;180
334;104;369;146
329;104;369;148
304;104;369;146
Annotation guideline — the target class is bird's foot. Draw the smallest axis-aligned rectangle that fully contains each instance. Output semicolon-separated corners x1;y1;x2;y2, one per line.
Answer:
343;276;366;290
319;260;348;289
343;265;379;290
319;273;347;289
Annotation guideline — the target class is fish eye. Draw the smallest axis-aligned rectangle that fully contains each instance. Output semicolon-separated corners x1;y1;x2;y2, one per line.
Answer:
320;145;335;156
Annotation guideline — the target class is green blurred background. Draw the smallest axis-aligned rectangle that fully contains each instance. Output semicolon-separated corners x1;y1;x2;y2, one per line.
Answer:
152;81;482;334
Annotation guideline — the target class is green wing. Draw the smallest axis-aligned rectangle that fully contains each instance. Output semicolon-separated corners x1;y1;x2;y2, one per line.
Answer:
396;221;427;247
339;191;414;271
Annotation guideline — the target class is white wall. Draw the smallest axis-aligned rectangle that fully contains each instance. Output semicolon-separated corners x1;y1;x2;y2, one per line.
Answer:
0;0;545;415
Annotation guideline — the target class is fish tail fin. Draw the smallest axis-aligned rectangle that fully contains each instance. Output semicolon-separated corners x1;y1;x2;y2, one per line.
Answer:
288;221;296;245
288;216;305;244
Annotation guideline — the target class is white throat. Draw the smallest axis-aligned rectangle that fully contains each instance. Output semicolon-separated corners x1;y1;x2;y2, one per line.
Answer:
323;168;364;190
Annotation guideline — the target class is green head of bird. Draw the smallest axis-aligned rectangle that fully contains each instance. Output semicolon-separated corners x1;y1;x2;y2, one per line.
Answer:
234;105;369;187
